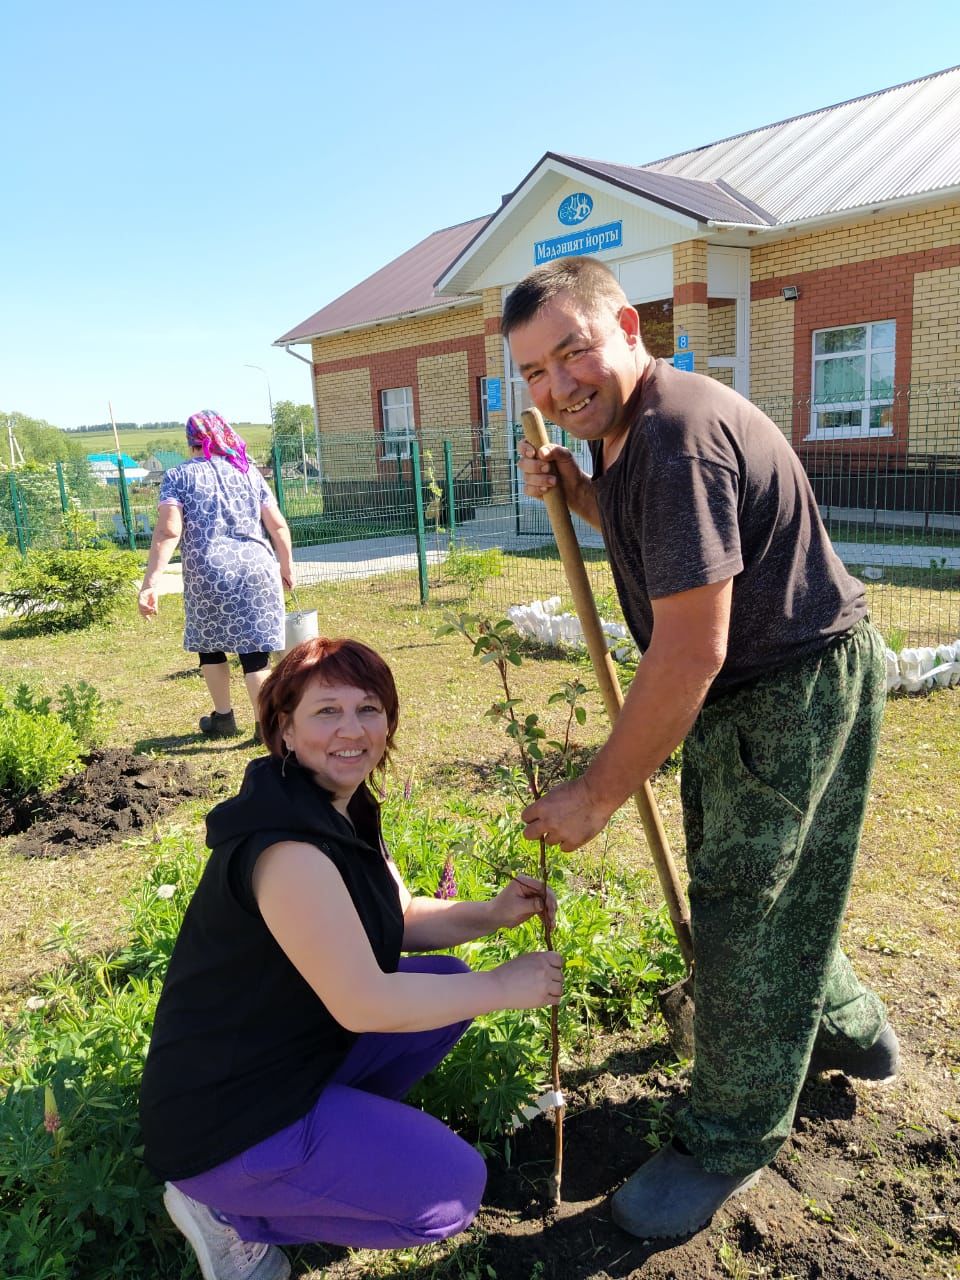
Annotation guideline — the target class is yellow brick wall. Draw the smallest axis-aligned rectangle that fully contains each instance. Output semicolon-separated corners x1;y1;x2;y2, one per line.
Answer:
910;263;960;447
750;202;960;280
673;240;708;286
673;240;709;371
749;296;795;434
417;352;471;430
316;367;373;435
311;305;483;364
314;369;378;480
417;352;476;471
709;304;736;357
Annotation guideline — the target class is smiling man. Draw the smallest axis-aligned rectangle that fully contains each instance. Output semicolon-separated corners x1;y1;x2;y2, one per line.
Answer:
504;256;898;1240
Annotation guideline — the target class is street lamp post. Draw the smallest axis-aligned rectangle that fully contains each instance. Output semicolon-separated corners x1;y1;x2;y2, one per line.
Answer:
243;363;274;427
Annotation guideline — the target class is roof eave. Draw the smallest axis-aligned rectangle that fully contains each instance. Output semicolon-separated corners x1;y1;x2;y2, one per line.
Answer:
273;293;481;347
707;184;960;236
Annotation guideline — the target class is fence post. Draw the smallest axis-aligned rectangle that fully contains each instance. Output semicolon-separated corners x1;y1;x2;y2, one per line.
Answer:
272;445;287;518
116;459;136;550
8;473;27;554
56;461;72;547
410;441;429;605
513;423;523;537
443;440;456;545
55;461;69;514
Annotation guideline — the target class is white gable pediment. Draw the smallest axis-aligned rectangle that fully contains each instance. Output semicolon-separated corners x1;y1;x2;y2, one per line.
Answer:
438;157;701;295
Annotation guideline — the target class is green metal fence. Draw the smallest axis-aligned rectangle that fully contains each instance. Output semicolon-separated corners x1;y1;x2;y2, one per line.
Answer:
2;386;958;647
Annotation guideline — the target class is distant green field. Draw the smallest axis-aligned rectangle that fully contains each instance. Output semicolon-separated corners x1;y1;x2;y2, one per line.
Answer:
61;423;274;462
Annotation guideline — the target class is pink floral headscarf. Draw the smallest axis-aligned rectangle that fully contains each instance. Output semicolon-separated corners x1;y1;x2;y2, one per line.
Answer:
185;410;250;473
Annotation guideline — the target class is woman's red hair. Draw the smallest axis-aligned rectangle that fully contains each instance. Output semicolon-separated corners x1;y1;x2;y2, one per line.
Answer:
258;637;399;769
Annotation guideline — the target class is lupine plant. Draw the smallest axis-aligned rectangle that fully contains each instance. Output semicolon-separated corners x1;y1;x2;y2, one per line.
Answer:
436;611;592;1205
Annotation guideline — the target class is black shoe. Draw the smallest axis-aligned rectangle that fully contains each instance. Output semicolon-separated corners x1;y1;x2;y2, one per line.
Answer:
253;721;262;745
808;1022;899;1084
199;709;239;737
611;1141;762;1239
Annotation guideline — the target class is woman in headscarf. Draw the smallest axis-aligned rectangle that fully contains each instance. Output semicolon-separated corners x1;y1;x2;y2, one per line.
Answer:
138;410;294;741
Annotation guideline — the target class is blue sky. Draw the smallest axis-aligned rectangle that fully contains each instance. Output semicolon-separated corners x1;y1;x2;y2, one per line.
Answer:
3;1;958;430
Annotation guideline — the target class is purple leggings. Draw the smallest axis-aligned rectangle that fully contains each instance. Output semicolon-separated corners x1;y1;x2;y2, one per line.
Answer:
173;956;486;1250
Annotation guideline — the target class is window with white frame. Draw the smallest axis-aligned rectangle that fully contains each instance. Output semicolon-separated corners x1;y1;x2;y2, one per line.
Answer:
380;387;415;458
809;321;895;438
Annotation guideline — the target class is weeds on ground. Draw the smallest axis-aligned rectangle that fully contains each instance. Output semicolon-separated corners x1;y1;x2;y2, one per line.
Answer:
0;680;109;797
0;785;682;1279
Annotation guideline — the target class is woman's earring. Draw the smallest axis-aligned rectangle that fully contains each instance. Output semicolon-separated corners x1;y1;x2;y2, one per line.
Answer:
281;743;291;778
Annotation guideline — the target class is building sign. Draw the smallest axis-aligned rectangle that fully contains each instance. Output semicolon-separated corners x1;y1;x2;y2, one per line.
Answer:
677;332;689;350
557;192;593;225
534;220;622;265
486;377;502;412
673;351;695;372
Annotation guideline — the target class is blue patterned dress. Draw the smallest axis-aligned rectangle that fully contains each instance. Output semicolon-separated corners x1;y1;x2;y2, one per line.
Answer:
159;458;285;654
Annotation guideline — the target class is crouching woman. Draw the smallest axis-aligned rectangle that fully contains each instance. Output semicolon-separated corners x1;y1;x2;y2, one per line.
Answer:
139;637;562;1280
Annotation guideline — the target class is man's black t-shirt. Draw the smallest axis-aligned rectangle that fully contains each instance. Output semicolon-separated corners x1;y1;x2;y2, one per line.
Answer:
590;360;866;692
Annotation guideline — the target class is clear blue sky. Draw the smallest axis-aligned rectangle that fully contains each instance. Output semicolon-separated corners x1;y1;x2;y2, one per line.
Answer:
3;0;958;430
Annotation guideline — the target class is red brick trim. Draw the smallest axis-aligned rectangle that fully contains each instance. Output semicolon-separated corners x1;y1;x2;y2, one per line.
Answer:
752;244;960;453
674;282;708;305
313;334;487;463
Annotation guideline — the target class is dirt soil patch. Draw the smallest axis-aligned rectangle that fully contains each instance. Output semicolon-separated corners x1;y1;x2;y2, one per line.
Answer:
297;1030;959;1280
467;1055;958;1279
0;748;209;858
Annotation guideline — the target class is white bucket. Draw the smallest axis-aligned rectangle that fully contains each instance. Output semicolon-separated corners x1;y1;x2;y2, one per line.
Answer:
283;609;319;655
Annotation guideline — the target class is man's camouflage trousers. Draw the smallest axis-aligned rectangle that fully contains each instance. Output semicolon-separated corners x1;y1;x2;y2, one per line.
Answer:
672;617;889;1174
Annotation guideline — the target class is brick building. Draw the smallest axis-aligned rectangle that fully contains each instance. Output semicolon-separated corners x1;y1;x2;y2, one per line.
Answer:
275;67;960;488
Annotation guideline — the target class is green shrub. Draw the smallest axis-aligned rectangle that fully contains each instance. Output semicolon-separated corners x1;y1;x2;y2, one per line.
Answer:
0;707;82;796
386;797;684;1150
0;547;137;630
444;544;504;595
0;834;205;1279
55;681;108;750
0;804;681;1276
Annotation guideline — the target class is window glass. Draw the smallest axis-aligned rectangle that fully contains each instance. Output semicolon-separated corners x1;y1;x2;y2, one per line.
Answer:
380;387;414;457
814;326;866;355
815;355;865;401
870;351;895;398
871;321;896;349
810;321;895;438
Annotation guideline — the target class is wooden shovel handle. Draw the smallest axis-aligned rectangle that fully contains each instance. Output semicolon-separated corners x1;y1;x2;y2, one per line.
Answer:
520;409;694;969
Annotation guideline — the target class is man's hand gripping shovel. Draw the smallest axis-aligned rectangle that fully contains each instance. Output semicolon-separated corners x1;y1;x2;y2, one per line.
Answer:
521;408;696;1058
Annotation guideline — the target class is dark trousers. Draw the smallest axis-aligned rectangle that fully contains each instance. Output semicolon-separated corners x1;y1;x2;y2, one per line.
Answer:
672;619;888;1174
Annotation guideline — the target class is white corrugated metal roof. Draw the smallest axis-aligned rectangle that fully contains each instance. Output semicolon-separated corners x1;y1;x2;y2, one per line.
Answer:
647;66;960;222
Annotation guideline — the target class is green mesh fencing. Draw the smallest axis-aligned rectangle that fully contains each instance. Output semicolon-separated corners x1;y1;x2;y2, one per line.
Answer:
2;390;958;647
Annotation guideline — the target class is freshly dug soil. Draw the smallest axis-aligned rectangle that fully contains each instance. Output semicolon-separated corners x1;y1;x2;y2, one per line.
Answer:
296;1031;959;1280
0;748;208;858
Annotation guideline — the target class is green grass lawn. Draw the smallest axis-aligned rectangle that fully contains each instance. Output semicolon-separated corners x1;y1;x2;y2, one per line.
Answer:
0;570;957;1279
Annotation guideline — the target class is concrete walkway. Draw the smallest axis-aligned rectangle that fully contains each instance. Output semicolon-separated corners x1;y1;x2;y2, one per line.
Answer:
152;502;960;596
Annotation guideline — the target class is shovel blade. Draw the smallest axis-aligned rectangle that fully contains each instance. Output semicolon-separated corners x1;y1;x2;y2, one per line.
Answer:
658;972;695;1060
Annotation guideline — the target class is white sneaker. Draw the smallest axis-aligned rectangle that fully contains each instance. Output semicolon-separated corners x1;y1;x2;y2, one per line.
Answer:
163;1183;291;1280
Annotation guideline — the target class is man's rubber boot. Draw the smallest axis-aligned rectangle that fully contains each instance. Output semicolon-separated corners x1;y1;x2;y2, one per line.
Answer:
808;1022;899;1084
611;1141;761;1239
199;709;239;737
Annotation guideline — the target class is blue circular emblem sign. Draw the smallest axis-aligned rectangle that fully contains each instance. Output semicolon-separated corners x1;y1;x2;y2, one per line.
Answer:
557;192;593;226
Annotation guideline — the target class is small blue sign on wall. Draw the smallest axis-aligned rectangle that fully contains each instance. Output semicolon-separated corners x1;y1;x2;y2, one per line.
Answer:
677;333;689;350
558;192;594;225
486;377;502;412
673;351;695;372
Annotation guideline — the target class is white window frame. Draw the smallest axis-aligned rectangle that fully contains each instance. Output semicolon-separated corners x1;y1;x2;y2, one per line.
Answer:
807;321;895;440
380;387;415;459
